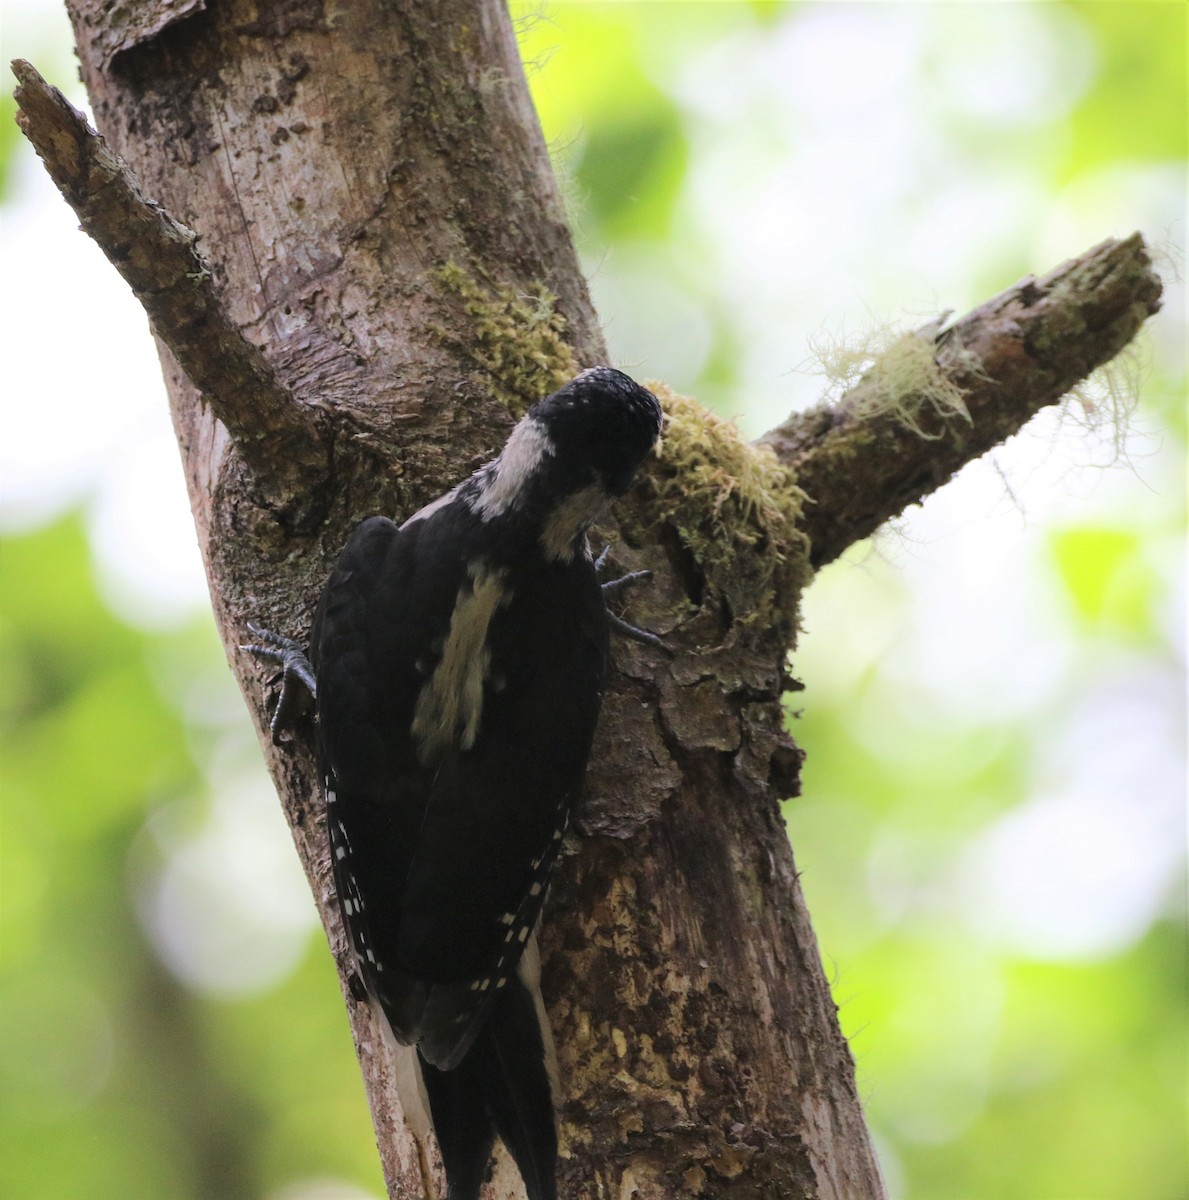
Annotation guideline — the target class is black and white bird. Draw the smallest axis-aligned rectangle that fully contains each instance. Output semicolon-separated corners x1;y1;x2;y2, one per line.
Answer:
245;367;663;1200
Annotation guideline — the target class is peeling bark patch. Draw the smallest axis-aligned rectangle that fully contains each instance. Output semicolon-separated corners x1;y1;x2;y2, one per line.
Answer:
86;0;209;70
659;677;741;753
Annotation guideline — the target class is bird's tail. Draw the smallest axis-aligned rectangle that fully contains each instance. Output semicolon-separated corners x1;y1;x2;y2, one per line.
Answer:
418;943;558;1200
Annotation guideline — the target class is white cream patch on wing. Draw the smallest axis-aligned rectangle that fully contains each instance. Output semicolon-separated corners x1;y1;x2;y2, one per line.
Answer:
539;483;608;562
411;561;510;762
470;418;553;519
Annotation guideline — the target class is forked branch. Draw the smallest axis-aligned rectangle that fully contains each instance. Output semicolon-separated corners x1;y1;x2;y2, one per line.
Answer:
11;59;326;500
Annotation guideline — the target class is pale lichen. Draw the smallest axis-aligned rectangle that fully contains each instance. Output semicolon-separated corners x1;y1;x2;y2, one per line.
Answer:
1062;340;1146;465
1042;267;1149;466
436;260;579;414
807;323;972;438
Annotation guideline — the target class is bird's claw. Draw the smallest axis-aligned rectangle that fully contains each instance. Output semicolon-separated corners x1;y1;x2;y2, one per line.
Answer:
594;548;670;653
241;622;317;740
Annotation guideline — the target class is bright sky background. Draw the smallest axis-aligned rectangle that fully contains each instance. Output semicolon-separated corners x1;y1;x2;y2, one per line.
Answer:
2;0;203;623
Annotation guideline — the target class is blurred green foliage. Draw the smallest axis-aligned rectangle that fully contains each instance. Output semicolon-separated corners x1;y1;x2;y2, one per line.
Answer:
2;4;1185;1199
0;516;383;1199
1065;3;1188;173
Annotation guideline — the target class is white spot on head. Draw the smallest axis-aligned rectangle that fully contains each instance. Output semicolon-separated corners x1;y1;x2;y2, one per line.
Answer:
530;882;542;897
335;846;346;861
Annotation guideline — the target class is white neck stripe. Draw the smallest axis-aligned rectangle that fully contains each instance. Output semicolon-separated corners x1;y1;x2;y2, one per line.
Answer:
470;418;553;520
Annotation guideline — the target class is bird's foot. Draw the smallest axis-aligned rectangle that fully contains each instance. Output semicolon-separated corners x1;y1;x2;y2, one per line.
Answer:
241;622;317;740
595;547;669;653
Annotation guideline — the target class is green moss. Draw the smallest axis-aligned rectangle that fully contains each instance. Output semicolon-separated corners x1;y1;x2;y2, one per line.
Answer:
436;261;579;415
640;383;810;636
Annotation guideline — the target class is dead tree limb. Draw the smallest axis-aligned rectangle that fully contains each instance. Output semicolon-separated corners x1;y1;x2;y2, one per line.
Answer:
12;59;325;502
762;234;1162;569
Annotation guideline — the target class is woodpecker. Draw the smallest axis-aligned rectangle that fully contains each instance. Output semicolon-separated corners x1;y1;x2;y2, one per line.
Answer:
245;367;663;1200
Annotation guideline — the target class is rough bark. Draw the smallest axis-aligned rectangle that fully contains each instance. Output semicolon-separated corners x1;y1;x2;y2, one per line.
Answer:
13;3;1161;1198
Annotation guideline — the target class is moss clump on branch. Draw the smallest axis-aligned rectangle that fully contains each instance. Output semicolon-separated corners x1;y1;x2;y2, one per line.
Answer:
436;260;579;415
641;383;810;636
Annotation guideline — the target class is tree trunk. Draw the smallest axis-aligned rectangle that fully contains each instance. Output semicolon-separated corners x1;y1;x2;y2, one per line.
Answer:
14;2;1160;1197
